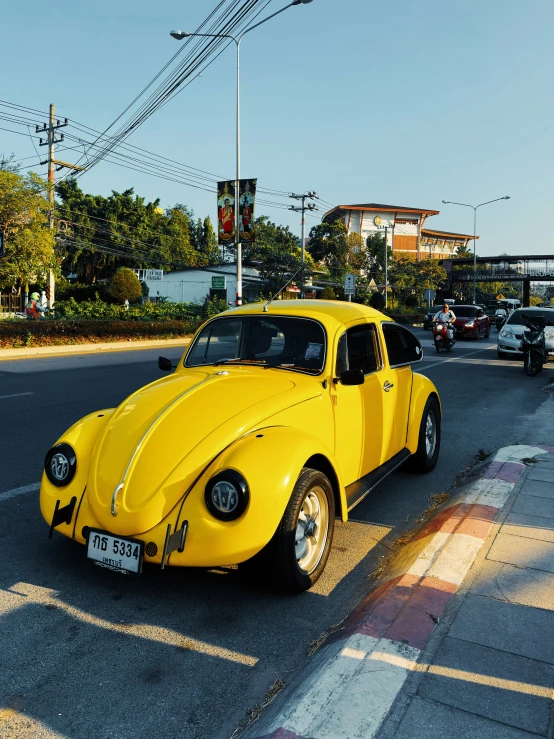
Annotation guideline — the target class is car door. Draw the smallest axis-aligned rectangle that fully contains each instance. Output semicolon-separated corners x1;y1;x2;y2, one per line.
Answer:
332;323;388;484
380;322;423;460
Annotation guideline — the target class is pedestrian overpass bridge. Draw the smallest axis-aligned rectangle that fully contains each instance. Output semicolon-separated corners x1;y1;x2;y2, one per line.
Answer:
439;254;554;304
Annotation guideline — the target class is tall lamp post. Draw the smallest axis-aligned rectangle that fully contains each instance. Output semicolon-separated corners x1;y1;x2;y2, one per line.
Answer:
171;0;313;306
441;196;510;305
376;223;394;309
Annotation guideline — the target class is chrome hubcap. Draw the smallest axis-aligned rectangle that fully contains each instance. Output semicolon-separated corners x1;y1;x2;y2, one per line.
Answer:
425;412;436;458
295;486;329;574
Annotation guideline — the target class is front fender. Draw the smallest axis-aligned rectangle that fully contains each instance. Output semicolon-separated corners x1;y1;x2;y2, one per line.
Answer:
40;409;115;537
406;372;441;454
167;426;345;566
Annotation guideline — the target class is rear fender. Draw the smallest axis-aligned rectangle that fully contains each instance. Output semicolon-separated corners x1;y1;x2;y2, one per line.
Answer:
406;374;441;454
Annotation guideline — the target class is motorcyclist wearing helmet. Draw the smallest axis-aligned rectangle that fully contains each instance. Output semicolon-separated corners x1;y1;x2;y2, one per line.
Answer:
433;303;456;340
26;292;47;320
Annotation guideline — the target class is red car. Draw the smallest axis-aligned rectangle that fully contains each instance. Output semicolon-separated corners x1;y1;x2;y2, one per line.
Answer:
452;305;490;339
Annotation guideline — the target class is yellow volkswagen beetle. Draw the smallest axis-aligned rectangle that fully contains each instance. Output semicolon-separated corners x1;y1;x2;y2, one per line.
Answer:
41;300;440;592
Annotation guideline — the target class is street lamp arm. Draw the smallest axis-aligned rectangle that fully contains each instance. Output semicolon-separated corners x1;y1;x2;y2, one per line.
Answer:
442;200;476;211
475;196;510;210
238;1;300;40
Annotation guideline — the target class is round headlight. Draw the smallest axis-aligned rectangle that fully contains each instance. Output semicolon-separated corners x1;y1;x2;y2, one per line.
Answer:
44;443;77;487
205;470;249;521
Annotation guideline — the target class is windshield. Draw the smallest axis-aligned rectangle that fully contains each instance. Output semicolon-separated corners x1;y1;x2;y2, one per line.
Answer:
185;315;326;375
507;309;554;326
450;306;477;317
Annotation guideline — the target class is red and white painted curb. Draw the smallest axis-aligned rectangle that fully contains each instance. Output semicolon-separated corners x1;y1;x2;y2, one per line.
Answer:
246;444;554;739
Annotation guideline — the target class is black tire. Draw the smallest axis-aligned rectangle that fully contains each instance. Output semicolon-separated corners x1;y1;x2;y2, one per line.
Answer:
435;341;440;353
409;397;441;473
484;326;490;338
497;351;509;360
524;351;543;377
246;468;335;593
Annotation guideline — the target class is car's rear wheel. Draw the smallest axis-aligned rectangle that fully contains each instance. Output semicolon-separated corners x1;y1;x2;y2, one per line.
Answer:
256;468;335;593
484;325;490;338
409;397;441;473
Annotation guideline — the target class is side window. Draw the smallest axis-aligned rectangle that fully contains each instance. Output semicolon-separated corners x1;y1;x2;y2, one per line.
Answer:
382;323;422;367
336;324;381;376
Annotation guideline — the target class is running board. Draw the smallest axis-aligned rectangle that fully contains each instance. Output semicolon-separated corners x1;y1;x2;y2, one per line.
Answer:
345;449;412;511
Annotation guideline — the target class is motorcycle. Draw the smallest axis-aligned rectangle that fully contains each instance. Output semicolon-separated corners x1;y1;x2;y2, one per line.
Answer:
520;314;549;376
433;321;455;353
495;315;507;332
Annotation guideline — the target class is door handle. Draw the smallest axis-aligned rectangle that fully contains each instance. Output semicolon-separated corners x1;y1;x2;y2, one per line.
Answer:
383;380;394;392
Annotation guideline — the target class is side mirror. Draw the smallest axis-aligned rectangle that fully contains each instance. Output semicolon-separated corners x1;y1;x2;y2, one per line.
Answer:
158;356;174;372
339;368;364;386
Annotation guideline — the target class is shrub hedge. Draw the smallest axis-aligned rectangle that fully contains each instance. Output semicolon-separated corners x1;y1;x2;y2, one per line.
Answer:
0;319;203;348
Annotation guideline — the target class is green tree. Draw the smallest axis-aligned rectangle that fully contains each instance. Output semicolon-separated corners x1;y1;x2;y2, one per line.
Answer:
107;267;142;304
55;180;199;282
369;291;385;310
456;244;473;258
307;220;350;279
0;169;56;289
197;216;219;265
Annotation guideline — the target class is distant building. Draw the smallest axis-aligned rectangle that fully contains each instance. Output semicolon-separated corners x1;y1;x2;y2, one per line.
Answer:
322;203;475;259
134;263;265;305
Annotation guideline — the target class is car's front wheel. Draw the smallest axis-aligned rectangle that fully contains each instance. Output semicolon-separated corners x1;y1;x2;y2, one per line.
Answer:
267;468;335;593
410;397;441;473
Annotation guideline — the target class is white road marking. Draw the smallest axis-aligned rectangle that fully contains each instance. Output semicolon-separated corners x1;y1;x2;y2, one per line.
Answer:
419;346;497;369
0;482;40;503
0;391;34;400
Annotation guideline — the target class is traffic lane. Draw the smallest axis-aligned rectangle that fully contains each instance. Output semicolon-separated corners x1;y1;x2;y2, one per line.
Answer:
0;348;185;492
350;328;552;532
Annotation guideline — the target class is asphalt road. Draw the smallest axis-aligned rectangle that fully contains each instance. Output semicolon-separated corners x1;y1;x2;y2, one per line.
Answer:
0;332;552;739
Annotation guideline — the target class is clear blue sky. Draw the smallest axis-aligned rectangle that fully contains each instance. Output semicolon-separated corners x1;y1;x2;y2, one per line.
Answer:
2;0;554;256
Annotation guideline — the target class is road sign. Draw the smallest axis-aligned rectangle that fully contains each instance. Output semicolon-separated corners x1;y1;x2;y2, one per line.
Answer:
368;278;378;293
212;275;226;290
344;273;356;296
424;289;435;301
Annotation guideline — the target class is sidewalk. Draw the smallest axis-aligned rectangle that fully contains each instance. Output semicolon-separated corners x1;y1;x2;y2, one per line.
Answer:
243;440;554;739
0;336;191;360
377;451;554;739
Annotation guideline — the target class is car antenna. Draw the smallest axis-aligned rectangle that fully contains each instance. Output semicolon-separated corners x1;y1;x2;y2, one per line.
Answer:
263;267;303;313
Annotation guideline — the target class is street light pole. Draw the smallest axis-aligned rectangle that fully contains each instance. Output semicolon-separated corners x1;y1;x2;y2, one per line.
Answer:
377;223;393;309
442;196;510;305
171;0;313;306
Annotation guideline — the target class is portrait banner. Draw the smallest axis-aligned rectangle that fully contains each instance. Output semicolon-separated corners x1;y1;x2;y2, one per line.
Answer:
217;180;236;245
239;178;257;242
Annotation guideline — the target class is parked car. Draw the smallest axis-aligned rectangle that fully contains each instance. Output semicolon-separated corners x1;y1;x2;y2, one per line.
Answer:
497;307;554;359
41;301;441;592
423;305;442;330
451;305;490;339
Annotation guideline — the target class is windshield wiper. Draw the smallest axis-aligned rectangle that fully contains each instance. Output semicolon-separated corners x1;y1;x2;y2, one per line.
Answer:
213;359;267;367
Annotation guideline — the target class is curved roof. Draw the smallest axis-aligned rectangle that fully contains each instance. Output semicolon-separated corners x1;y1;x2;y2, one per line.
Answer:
223;299;391;327
323;203;440;220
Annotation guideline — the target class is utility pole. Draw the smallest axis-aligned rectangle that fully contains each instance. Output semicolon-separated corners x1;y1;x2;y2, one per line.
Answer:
289;191;318;298
37;104;84;310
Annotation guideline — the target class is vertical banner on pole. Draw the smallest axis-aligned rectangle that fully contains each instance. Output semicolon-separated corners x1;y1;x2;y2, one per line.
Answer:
217;181;236;245
238;178;257;242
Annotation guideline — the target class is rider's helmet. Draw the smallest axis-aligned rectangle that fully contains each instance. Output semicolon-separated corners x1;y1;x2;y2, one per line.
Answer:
30;292;40;301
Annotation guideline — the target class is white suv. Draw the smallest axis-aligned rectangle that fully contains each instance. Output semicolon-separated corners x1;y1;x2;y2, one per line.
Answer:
497;307;554;359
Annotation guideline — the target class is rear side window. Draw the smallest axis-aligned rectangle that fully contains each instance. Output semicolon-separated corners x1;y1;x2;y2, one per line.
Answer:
336;324;381;376
382;323;422;367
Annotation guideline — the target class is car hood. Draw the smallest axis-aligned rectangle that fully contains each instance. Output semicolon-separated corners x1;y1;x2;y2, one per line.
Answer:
87;367;322;534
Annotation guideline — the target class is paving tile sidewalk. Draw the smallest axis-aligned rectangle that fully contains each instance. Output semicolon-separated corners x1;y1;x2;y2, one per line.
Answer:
378;453;554;739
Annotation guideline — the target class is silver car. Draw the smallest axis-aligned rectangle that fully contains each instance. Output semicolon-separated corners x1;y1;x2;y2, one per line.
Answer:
497;307;554;359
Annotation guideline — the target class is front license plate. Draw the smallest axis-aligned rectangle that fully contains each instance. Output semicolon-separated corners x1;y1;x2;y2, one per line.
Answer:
86;529;144;575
